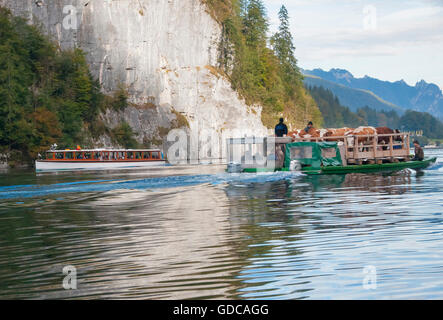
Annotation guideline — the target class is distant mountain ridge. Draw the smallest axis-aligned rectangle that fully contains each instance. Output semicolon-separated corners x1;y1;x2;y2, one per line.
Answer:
303;74;403;114
302;68;443;120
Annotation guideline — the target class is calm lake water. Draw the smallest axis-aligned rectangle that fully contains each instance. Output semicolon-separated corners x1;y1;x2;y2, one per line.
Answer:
0;149;442;299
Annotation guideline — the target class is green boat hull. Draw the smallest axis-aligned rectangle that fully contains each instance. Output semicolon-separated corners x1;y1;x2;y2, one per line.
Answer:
242;157;437;175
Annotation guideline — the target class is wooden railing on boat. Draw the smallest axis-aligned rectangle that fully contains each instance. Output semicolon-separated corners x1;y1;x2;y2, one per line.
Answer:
293;133;410;164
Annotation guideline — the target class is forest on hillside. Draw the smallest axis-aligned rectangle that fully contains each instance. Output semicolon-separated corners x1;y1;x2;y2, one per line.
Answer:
307;85;443;143
205;0;323;128
307;85;366;128
0;7;137;165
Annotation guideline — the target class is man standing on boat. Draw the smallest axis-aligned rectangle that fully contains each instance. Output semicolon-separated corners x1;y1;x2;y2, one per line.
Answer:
274;118;288;168
412;140;424;161
275;118;288;137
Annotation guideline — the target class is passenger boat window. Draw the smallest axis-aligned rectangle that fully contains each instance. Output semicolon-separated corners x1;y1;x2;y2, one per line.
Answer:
321;148;336;158
151;152;160;159
46;152;54;160
103;152;109;160
143;152;150;159
84;152;92;160
118;152;125;160
75;152;84;160
290;146;312;159
127;152;134;159
55;152;64;159
65;152;74;160
94;152;101;160
135;152;142;159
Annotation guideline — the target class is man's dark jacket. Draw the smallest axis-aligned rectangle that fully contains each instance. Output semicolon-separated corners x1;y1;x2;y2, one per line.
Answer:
413;146;424;161
275;123;288;137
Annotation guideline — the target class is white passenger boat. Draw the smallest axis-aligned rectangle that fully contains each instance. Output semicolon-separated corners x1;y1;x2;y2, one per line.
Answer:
35;149;166;171
424;144;438;149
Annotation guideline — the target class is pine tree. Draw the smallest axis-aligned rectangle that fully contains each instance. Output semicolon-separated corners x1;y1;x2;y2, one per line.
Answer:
242;0;268;48
74;71;92;117
271;5;302;88
238;0;249;18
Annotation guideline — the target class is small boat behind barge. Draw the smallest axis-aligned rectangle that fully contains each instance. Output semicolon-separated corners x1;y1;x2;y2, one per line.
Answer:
226;133;437;175
35;149;166;172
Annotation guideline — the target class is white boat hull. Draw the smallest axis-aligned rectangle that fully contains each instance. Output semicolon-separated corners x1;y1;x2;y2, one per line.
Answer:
35;160;166;172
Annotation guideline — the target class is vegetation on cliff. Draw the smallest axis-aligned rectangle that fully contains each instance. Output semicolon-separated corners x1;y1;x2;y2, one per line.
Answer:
0;7;139;163
204;0;323;128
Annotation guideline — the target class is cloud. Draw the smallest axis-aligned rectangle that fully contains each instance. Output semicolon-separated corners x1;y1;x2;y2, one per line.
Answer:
267;1;443;57
297;46;398;60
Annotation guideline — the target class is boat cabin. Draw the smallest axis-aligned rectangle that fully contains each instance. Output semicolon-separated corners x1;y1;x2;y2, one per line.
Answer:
284;142;344;173
43;149;164;162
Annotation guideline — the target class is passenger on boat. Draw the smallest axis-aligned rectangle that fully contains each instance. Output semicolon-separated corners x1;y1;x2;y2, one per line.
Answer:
412;140;424;161
304;121;314;133
275;118;288;137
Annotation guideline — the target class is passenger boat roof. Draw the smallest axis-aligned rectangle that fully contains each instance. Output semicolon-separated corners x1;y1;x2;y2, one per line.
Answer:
46;149;161;153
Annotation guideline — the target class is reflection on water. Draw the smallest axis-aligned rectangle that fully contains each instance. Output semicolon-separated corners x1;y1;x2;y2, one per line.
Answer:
0;150;443;299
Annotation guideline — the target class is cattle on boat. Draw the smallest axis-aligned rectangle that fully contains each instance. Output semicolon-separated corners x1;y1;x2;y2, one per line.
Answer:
347;126;377;141
289;128;320;139
290;126;403;150
376;127;394;144
345;126;376;150
288;129;301;139
394;129;403;143
323;127;353;141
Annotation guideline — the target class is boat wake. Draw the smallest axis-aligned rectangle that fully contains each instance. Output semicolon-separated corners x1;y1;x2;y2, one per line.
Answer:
0;171;302;200
425;160;443;171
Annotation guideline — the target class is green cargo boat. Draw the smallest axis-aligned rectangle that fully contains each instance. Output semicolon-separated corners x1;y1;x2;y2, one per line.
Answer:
240;141;436;175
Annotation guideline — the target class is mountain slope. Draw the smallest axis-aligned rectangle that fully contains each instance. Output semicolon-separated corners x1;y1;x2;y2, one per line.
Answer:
303;74;403;113
306;86;366;128
304;68;443;119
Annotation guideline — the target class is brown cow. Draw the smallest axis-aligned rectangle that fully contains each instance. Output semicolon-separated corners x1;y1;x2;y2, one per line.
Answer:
376;127;394;145
324;127;354;141
303;127;320;138
347;126;377;143
288;129;302;139
291;127;356;142
290;128;320;140
346;126;377;151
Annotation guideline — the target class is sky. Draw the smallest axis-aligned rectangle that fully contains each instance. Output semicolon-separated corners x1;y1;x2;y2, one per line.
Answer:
263;0;443;89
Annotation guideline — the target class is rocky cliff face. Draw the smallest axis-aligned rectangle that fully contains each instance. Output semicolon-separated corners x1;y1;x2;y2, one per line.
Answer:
1;0;267;159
